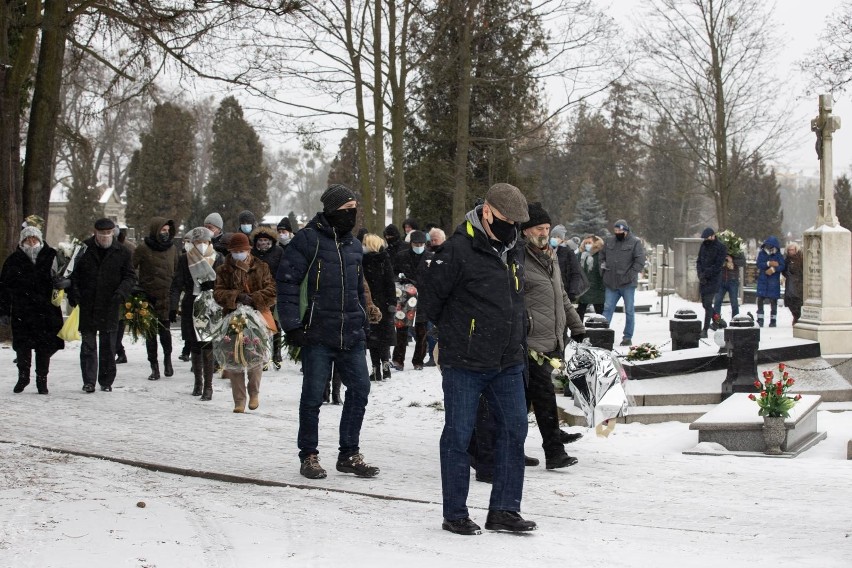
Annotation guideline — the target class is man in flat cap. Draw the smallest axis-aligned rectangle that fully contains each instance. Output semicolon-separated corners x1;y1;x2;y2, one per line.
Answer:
420;182;537;536
69;218;137;393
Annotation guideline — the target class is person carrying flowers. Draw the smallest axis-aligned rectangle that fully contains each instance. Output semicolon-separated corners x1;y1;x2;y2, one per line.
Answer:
756;236;785;328
213;232;276;413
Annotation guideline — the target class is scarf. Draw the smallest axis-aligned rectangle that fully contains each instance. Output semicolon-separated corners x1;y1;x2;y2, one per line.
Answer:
230;255;255;294
581;250;595;272
186;245;217;295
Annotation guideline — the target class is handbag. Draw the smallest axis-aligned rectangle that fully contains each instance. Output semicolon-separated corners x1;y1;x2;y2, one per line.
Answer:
243;279;277;332
57;305;81;341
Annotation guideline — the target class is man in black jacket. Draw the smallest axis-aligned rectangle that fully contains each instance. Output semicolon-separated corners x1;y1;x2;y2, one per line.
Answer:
69;218;137;393
696;227;727;337
420;183;537;536
391;230;432;371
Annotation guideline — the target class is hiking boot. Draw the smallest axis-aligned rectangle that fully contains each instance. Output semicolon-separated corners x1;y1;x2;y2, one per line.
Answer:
100;385;112;392
82;383;96;393
524;455;539;467
620;338;632;346
769;318;777;328
424;359;437;367
300;454;327;479
336;453;379;478
546;453;579;470
559;430;583;444
442;517;482;536
115;353;128;364
484;510;537;532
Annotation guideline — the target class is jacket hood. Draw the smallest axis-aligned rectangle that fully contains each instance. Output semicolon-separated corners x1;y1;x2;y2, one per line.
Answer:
585;235;604;254
250;225;278;246
463;205;518;258
148;217;175;239
383;224;401;241
763;236;781;249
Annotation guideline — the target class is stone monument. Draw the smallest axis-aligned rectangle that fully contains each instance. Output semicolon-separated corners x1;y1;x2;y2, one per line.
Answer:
795;94;852;353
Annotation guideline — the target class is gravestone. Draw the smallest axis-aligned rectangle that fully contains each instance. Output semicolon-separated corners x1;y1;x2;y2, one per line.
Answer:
673;238;702;302
720;315;760;400
794;95;852;354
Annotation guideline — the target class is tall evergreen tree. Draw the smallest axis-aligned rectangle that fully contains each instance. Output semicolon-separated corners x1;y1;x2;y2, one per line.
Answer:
204;97;269;231
601;82;645;233
64;182;101;241
406;0;546;228
125;102;196;232
565;182;608;237
727;151;783;240
834;174;852;230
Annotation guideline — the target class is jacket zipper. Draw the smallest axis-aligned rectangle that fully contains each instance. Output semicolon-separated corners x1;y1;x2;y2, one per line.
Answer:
335;228;345;349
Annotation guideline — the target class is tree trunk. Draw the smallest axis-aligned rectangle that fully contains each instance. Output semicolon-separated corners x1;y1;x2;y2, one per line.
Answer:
452;1;476;226
708;6;729;229
371;0;386;233
386;0;411;229
23;0;68;230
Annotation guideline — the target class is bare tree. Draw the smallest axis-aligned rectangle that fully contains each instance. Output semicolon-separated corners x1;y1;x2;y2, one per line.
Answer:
632;0;793;228
801;3;852;93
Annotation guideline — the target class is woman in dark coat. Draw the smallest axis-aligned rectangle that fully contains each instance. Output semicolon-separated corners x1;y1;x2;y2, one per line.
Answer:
170;226;223;399
362;233;396;381
783;242;804;325
0;226;64;394
250;225;285;368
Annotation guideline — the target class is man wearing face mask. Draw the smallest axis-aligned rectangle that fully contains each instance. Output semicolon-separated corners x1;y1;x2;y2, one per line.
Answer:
420;183;537;536
278;183;379;481
277;217;294;247
550;224;588;304
251;225;285;369
237;210;257;236
204;212;229;256
600;219;645;347
391;230;433;371
133;217;179;380
69;218;137;393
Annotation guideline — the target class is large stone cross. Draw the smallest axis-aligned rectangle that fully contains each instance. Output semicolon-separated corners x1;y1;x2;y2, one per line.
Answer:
811;94;841;227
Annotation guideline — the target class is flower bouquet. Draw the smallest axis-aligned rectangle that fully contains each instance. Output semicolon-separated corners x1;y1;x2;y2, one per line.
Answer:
716;229;744;256
625;342;661;362
749;363;802;418
121;294;162;342
212;305;271;371
192;290;224;343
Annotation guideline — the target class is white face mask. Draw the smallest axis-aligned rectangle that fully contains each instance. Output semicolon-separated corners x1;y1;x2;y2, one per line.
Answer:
584;243;592;252
278;233;292;245
195;243;209;255
184;242;193;252
231;251;249;261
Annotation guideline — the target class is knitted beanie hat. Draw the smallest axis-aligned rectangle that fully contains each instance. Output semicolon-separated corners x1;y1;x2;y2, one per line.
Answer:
320;184;358;213
520;202;552;231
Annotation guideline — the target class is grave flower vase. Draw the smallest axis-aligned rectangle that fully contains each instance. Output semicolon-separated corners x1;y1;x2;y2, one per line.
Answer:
762;416;786;455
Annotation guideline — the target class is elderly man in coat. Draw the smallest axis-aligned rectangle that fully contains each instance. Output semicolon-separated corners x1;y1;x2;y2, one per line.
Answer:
696;227;728;337
69;218;137;393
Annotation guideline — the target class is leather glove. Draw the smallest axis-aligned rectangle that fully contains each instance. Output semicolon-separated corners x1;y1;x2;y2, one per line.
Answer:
285;328;307;346
367;304;383;324
237;293;254;307
169;310;178;324
199;280;215;291
0;315;10;327
572;333;587;343
52;276;71;290
67;297;77;308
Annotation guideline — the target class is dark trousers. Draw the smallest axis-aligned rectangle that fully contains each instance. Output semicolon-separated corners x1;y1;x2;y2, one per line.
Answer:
81;330;117;387
145;316;172;363
115;319;127;356
577;303;604;320
440;363;527;521
392;322;427;366
701;292;716;331
757;297;778;321
15;348;54;376
525;353;564;458
298;342;371;461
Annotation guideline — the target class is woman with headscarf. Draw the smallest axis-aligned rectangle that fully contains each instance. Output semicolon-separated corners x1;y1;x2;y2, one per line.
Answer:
0;226;64;394
170;226;223;400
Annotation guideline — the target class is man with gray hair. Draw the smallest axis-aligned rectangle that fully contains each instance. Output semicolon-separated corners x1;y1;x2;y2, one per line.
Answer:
421;182;537;536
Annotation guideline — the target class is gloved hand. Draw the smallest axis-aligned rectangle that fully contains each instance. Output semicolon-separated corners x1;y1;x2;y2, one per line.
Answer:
169;310;178;323
199;280;215;291
67;296;77;308
111;293;123;305
52;276;71;290
0;315;10;327
367;304;382;324
285;328;306;346
237;293;254;307
572;333;587;343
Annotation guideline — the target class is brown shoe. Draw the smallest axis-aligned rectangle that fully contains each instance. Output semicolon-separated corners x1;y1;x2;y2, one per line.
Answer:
249;394;259;410
300;454;327;479
233;405;245;413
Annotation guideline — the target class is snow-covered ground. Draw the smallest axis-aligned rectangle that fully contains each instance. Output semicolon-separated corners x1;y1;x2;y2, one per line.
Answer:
1;292;851;568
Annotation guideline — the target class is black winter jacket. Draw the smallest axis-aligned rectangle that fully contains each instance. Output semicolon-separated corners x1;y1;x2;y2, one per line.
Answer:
696;238;727;296
420;208;526;371
363;250;396;348
277;213;368;349
556;245;588;302
69;237;137;333
0;245;64;352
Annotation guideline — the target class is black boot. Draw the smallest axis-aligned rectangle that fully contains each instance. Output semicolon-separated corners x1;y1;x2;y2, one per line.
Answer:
200;350;214;401
148;361;161;381
35;375;48;395
272;332;283;369
13;368;30;393
382;361;392;380
757;313;764;328
769;317;777;328
163;355;174;377
191;352;203;396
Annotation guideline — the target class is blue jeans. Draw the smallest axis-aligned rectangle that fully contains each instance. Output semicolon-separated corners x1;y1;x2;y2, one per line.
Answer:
602;285;636;340
298;343;371;461
440;363;528;521
713;280;740;318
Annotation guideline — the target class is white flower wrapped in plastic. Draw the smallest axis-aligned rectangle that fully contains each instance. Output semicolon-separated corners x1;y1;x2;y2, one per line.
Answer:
193;290;224;343
212;305;271;371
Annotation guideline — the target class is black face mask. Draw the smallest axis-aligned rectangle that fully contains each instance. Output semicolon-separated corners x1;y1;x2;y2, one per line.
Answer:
158;232;170;243
488;215;517;246
615;232;626;242
325;208;358;235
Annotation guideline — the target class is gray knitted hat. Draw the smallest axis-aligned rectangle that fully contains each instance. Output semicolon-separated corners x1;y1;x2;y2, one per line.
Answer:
186;226;214;242
19;226;43;244
204;212;223;230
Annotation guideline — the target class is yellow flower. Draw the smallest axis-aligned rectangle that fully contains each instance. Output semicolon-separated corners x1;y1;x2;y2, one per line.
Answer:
125;313;133;320
139;309;148;317
125;302;132;309
141;301;149;309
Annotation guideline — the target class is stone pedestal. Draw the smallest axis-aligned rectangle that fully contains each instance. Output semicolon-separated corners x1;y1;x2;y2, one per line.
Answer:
794;225;852;354
670;309;701;350
584;315;614;351
673;238;702;302
721;317;760;401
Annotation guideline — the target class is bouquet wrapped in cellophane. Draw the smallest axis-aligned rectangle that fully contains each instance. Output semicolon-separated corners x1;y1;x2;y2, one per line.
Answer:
192;290;224;343
212;305;271;371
